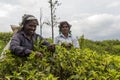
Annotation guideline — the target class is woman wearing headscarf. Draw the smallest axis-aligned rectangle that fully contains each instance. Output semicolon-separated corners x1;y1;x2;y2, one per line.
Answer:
10;14;55;57
54;21;79;49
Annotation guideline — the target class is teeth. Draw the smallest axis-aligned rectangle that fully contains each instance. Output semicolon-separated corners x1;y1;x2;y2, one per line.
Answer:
30;31;34;33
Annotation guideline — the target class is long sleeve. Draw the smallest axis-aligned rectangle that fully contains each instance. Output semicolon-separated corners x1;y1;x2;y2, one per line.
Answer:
10;33;32;57
54;36;59;44
37;35;50;46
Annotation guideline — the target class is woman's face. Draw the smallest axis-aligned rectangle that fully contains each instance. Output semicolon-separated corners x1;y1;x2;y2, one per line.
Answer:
60;24;70;34
24;20;38;36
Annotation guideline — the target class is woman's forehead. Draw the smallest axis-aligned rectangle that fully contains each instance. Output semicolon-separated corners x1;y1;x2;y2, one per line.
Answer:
28;20;38;25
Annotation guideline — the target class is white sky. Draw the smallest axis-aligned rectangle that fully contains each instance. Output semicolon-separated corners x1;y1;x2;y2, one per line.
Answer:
0;0;120;40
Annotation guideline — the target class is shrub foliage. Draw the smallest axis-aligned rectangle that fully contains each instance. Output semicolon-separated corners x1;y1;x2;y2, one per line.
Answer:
0;46;120;79
0;33;120;79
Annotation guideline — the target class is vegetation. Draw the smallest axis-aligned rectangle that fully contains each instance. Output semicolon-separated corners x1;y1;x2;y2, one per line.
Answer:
0;32;120;79
0;32;13;44
79;35;120;55
0;40;6;54
0;32;13;54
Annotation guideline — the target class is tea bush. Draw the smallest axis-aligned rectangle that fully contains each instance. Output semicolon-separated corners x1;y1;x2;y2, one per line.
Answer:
0;32;13;44
0;46;120;80
0;40;6;54
1;33;120;79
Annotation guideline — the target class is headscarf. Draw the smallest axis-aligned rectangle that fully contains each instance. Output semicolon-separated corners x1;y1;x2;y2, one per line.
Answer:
20;14;39;27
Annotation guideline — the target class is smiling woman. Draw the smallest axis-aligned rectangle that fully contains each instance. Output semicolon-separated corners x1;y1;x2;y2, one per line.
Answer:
10;14;55;57
54;21;80;49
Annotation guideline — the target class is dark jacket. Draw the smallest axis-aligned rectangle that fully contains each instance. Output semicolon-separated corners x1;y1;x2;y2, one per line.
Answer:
10;31;50;57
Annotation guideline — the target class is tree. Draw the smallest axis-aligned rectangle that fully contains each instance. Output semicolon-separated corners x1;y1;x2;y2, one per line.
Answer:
48;0;61;41
39;8;44;36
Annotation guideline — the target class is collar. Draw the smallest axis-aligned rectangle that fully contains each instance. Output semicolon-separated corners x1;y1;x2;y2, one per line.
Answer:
59;33;71;38
20;31;36;40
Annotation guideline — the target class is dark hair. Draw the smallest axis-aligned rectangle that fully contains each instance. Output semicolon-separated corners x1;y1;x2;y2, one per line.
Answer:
58;21;72;34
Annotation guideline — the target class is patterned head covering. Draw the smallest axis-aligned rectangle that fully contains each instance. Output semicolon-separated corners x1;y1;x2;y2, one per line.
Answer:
20;14;39;26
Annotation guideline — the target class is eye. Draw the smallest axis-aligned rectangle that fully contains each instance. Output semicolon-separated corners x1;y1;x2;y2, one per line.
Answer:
62;26;68;28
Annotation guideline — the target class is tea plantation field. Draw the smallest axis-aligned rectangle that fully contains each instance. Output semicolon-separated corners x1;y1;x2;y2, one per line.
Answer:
1;32;120;79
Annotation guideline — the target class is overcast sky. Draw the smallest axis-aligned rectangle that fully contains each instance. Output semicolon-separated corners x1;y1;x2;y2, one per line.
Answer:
0;0;120;40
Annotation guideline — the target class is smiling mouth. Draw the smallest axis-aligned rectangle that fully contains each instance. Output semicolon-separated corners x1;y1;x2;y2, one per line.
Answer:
29;30;35;34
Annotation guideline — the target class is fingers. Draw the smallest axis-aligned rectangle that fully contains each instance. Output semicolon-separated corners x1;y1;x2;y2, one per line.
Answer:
48;44;56;52
35;52;43;58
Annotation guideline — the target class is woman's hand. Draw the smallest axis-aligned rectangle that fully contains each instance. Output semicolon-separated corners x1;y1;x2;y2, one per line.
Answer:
35;51;43;58
61;43;73;49
47;44;56;52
